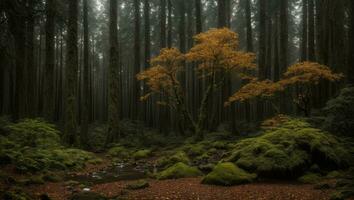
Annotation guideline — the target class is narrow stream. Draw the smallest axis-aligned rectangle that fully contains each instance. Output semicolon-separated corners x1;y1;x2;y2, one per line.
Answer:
67;162;148;185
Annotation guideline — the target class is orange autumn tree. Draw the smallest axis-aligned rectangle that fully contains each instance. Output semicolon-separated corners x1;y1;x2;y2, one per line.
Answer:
226;61;343;116
138;28;256;137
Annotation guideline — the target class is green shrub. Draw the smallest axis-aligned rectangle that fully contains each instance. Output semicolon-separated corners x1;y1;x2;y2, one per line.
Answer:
226;118;350;178
133;149;151;160
157;162;202;180
298;173;322;184
202;162;256;186
323;87;354;137
7;119;61;148
107;146;130;159
87;125;107;152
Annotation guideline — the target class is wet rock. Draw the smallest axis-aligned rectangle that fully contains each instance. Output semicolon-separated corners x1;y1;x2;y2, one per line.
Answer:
70;192;107;200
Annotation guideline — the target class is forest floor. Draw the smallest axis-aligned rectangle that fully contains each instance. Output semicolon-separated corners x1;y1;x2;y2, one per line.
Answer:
13;157;349;200
27;177;340;200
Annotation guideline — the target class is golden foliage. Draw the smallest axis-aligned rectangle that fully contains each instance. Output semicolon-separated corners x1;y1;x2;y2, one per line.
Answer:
185;28;256;78
226;62;343;106
137;48;184;98
225;80;284;106
279;62;343;86
261;114;290;130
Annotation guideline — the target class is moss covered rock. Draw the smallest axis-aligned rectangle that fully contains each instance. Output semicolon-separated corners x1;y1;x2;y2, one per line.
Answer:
298;173;322;184
126;179;149;190
227;118;350;178
157;162;202;180
107;146;130;159
133;149;151;160
202;162;256;186
157;151;190;168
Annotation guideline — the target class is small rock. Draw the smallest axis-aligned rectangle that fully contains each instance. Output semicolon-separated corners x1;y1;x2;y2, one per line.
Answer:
83;188;91;192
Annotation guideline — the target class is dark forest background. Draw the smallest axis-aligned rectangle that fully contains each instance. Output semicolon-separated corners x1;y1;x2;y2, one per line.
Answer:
1;0;354;145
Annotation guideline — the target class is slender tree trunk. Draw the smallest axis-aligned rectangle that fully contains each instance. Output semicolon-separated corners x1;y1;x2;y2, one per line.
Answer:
133;0;141;119
217;0;226;28
349;0;354;84
167;0;172;48
81;0;90;147
160;0;166;48
27;0;36;117
245;0;253;52
64;0;79;145
44;0;55;121
107;0;121;144
301;0;308;61
195;0;202;33
143;0;151;122
308;0;315;61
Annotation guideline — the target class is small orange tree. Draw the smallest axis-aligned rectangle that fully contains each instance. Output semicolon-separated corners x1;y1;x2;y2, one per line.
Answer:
226;62;343;116
138;28;256;137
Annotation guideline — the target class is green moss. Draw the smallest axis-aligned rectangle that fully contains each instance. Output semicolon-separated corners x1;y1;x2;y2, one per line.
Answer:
133;149;151;160
226;118;350;178
202;162;257;186
298;173;322;184
157;151;190;168
157;162;202;180
181;143;205;156
126;179;149;190
7;119;61;148
107;146;130;159
326;171;344;179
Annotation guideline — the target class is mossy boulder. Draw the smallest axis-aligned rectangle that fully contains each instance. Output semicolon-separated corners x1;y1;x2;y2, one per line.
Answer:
107;146;130;159
202;162;256;186
157;151;190;168
70;192;107;200
132;149;151;160
227;118;350;178
157;162;202;180
126;179;149;190
298;173;322;184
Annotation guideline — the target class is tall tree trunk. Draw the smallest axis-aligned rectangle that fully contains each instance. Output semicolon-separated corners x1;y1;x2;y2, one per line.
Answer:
301;0;308;61
64;0;79;145
27;0;36;117
167;0;172;48
107;0;121;144
160;0;166;48
81;0;90;147
257;0;267;121
245;0;253;52
349;0;354;84
217;0;226;28
308;0;315;61
280;0;288;73
133;0;141;119
44;0;55;121
195;0;202;33
143;0;151;122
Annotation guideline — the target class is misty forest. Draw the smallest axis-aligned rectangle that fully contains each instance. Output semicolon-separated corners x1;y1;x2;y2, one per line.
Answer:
1;0;354;199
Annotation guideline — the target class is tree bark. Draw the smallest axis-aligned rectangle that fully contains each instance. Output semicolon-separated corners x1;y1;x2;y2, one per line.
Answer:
195;0;202;33
64;0;79;145
301;0;308;61
107;0;121;144
44;0;55;121
160;0;166;48
132;0;141;119
81;0;90;147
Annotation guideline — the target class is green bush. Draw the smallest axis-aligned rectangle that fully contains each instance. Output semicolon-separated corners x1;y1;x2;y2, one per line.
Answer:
202;162;256;186
157;162;202;180
226;118;350;178
107;146;131;159
323;87;354;137
298;173;322;184
7;119;61;148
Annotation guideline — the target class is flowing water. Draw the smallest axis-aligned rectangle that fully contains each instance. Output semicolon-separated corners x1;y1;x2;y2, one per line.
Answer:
67;162;149;185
